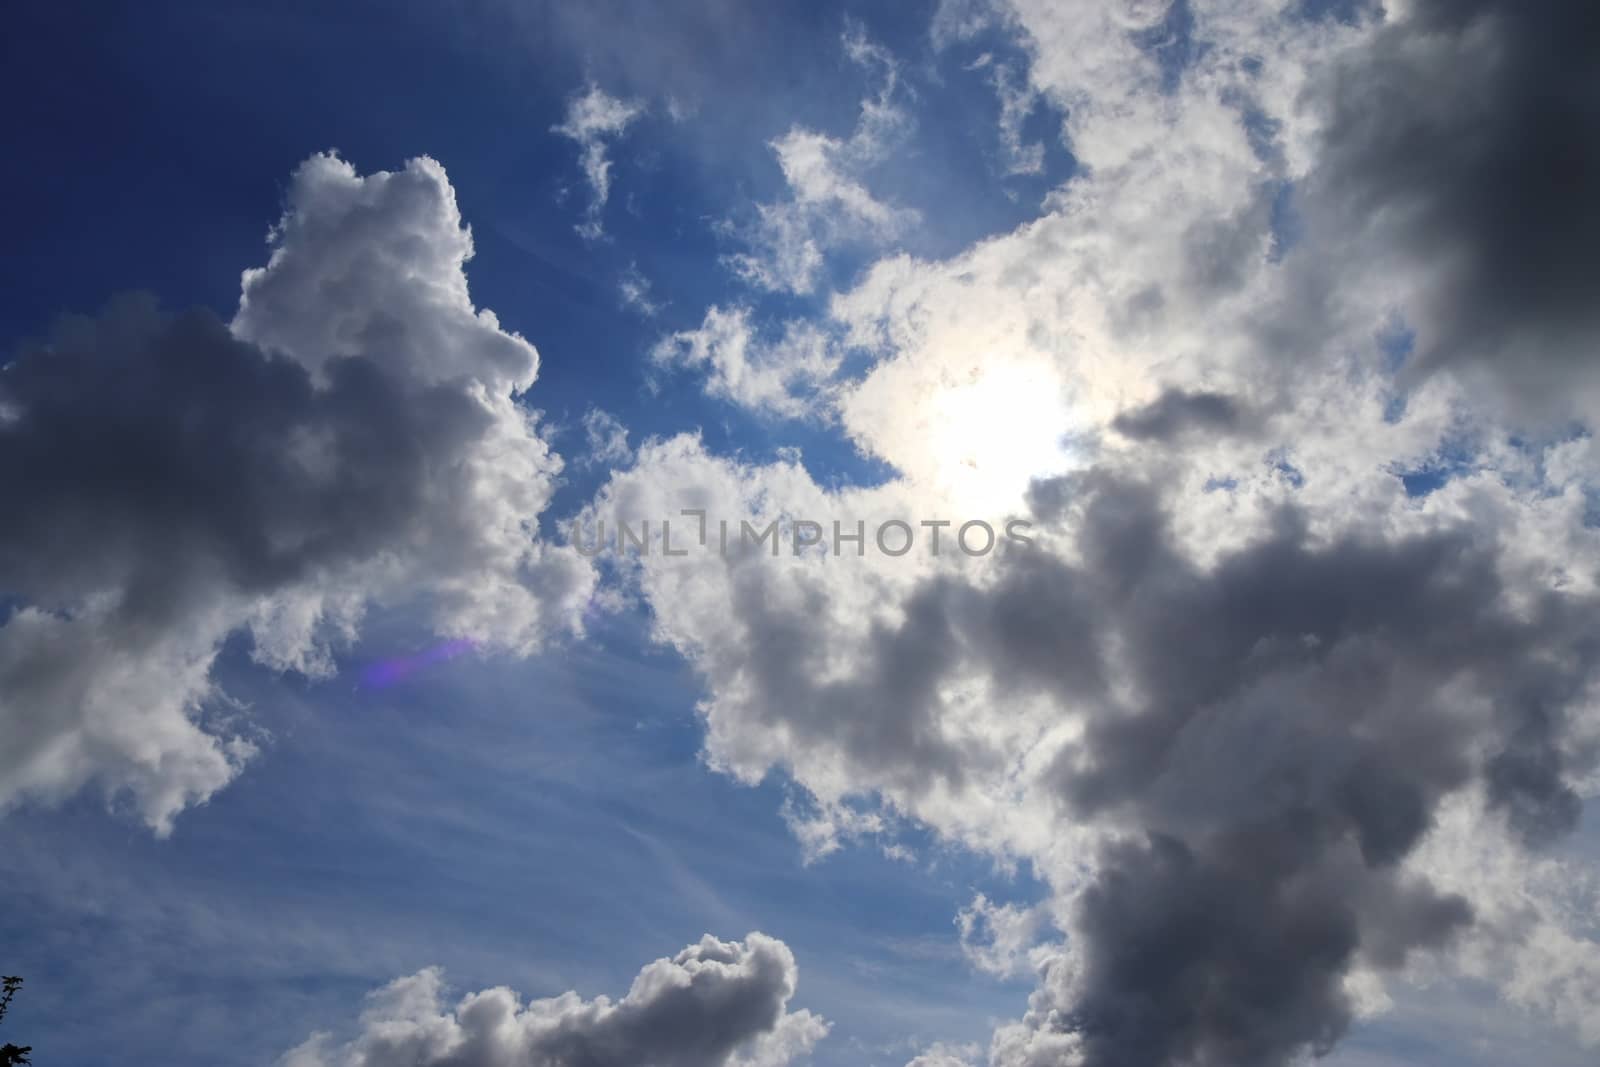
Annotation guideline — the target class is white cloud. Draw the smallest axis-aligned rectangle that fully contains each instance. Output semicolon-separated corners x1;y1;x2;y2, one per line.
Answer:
904;1042;982;1067
0;153;594;833
553;84;644;240
582;407;633;467
1413;790;1600;1046
618;262;662;316
966;54;1045;177
0;601;254;834
651;306;842;419
727;28;920;294
581;3;1600;1062
957;894;1055;981
280;933;828;1067
14;2;1595;1063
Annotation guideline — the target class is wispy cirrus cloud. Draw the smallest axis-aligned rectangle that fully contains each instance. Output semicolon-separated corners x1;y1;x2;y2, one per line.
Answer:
553;84;644;240
726;27;920;294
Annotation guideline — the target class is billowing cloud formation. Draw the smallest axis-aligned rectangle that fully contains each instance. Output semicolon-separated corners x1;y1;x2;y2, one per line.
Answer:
581;1;1600;1063
594;434;1600;1066
281;933;827;1067
0;154;592;832
987;473;1594;1066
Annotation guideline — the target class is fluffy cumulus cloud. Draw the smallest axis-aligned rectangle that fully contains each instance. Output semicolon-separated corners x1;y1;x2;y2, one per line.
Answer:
15;0;1600;1062
974;473;1596;1066
281;933;827;1067
651;306;842;419
0;153;593;833
574;1;1600;1064
590;432;1599;1056
906;1044;982;1067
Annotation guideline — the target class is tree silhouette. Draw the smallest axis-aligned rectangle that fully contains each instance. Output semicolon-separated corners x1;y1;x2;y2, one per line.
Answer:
0;975;31;1066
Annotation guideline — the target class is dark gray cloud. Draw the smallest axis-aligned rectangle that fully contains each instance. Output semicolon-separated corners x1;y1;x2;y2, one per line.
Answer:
1061;830;1466;1067
0;295;432;825
0;294;560;829
1484;707;1586;847
666;465;1598;1066
0;154;591;832
282;932;827;1067
1310;0;1600;411
1110;389;1248;442
693;527;1112;805
716;560;986;799
0;296;487;628
1019;473;1595;1065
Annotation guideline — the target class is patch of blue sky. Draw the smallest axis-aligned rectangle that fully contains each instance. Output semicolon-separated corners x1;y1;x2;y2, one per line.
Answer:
1395;465;1455;498
1132;0;1201;95
1383;394;1411;426
1376;319;1418;422
1390;436;1480;498
879;46;1076;260
1267;180;1304;263
1237;102;1286;168
1294;0;1379;27
1378;320;1416;374
1267;447;1307;488
0;602;1033;1066
537;16;1077;496
0;4;1071;1061
4;0;1082;510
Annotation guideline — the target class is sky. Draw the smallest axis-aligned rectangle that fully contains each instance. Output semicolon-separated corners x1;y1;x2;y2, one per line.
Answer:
1;1;1599;1066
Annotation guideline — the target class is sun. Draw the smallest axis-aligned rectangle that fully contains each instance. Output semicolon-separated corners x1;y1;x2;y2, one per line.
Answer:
922;358;1079;517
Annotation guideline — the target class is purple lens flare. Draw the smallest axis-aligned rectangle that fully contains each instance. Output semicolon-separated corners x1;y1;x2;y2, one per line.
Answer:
358;637;477;689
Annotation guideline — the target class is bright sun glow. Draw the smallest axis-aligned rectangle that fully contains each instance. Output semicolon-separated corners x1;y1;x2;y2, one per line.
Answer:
922;359;1079;517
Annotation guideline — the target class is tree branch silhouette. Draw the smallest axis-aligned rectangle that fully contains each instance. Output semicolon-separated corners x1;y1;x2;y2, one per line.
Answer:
0;975;32;1066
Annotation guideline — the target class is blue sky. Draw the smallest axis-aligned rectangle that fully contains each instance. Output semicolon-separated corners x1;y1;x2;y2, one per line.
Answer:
4;3;1600;1067
4;0;1064;494
3;12;1051;1060
0;609;1035;1065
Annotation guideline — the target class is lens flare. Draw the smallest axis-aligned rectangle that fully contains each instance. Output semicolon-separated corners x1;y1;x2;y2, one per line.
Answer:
359;637;477;689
